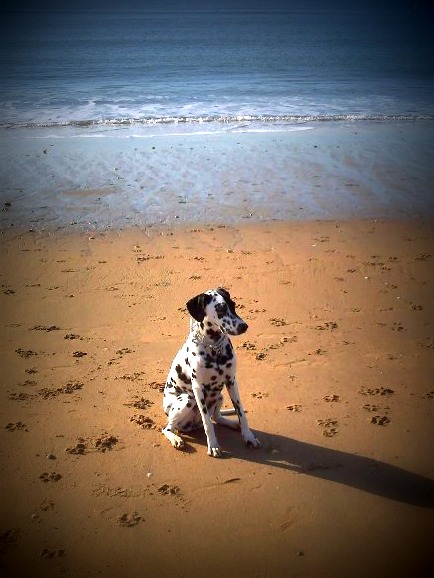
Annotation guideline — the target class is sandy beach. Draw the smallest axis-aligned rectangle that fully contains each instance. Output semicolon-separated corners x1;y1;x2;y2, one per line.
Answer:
2;2;434;575
1;218;433;578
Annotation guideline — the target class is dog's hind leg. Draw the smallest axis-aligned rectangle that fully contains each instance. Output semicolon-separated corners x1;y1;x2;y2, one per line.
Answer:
162;394;198;450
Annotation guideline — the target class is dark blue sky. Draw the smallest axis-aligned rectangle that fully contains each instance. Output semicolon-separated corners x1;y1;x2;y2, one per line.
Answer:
1;0;432;11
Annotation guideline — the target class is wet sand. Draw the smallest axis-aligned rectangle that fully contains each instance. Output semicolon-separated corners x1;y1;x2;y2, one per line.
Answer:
1;121;434;230
1;219;433;577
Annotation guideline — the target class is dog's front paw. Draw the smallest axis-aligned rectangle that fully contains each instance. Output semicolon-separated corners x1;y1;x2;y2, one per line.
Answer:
171;436;185;450
163;427;185;450
208;446;222;458
243;430;260;449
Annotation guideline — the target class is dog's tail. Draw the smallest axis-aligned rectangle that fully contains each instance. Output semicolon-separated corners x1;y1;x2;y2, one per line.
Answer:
220;409;237;416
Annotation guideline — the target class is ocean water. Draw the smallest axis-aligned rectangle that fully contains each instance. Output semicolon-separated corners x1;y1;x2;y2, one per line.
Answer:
1;4;433;229
1;4;433;127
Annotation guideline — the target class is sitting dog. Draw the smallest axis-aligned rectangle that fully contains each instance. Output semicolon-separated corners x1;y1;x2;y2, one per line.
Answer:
162;287;260;457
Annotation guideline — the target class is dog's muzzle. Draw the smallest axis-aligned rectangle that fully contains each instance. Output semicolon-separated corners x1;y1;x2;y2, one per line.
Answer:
236;321;248;335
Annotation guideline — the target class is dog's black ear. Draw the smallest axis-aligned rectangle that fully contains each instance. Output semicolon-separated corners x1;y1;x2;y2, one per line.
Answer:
186;293;212;322
216;287;236;314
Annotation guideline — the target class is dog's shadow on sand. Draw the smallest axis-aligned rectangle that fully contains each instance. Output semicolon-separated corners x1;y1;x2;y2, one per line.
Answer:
187;427;434;508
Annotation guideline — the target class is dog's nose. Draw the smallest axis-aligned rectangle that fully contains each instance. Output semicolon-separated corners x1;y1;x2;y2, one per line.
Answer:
238;322;248;334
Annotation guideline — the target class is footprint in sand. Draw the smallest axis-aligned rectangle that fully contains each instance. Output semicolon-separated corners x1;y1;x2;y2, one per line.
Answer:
157;484;181;496
251;391;269;399
94;434;118;452
362;403;380;412
39;472;62;483
64;333;83;340
286;404;302;412
371;415;391;426
315;321;338;331
323;394;340;402
116;372;146;382
15;348;38;358
126;397;154;410
40;548;66;559
130;415;156;429
0;529;19;545
359;386;395;397
25;368;38;375
65;441;87;455
317;418;339;437
5;422;28;432
9;392;35;402
18;379;37;387
269;317;287;327
117;513;143;527
39;382;84;399
66;434;119;454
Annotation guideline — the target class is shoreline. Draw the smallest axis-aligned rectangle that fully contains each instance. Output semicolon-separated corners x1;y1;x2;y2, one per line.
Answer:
1;218;433;577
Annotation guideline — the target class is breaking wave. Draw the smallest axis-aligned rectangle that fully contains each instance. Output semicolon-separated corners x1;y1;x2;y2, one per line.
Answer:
2;113;433;130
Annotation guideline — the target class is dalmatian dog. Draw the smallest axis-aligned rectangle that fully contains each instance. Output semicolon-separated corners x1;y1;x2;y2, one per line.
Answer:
162;288;260;457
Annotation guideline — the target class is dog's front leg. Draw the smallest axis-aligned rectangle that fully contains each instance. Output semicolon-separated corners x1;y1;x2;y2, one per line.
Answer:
192;381;222;457
226;380;260;448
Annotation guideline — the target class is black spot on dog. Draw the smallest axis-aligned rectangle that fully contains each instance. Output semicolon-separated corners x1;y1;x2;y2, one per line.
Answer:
175;364;191;385
204;353;215;364
216;288;236;314
215;303;228;319
233;400;243;418
206;328;222;341
215;343;234;366
185;357;190;366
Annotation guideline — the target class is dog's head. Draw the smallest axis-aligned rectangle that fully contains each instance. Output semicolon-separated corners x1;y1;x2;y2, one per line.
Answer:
186;288;248;336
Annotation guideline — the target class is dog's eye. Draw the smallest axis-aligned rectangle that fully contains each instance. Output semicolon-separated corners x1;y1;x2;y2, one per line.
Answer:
216;303;228;314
